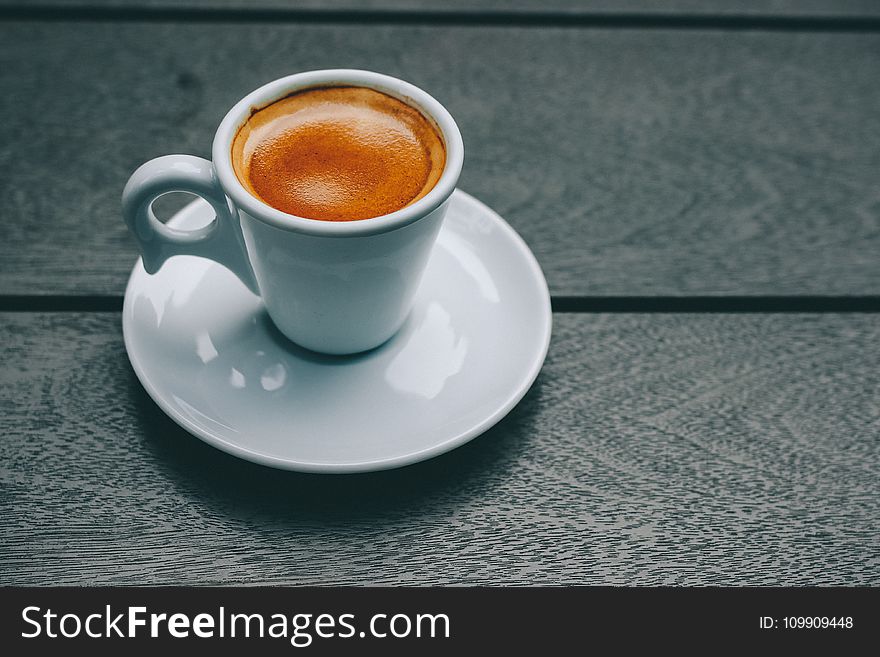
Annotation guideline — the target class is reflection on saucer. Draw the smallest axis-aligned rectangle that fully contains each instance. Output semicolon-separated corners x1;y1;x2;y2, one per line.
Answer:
436;230;500;304
385;302;468;399
260;363;287;391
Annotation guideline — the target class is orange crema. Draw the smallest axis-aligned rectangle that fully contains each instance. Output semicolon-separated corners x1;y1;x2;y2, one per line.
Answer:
232;86;446;222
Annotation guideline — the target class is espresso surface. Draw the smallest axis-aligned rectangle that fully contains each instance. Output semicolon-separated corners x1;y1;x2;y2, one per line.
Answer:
232;86;445;221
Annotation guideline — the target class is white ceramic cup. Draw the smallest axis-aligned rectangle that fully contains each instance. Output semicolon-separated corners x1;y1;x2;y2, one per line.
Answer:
123;69;464;355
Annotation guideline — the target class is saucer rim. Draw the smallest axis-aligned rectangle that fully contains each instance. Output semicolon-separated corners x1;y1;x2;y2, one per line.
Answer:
122;189;552;473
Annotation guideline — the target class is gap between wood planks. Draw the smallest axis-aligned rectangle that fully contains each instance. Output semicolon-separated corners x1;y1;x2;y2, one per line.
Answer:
0;6;878;33
2;296;880;313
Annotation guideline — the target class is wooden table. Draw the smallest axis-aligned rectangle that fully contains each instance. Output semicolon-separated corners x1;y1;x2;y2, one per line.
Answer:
1;1;878;586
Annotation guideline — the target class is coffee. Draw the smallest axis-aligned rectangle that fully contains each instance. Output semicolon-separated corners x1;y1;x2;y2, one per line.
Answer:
231;86;446;221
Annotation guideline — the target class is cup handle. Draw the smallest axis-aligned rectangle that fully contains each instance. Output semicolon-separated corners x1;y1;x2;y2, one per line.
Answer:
122;154;259;294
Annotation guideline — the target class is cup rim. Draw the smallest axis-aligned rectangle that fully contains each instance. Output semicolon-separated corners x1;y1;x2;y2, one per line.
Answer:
213;69;464;237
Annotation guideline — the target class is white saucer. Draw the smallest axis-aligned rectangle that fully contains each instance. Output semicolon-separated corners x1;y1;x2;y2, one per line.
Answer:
123;190;551;473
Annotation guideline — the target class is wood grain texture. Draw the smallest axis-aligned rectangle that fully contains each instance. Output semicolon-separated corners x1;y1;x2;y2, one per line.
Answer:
1;313;877;585
1;24;879;297
2;1;878;18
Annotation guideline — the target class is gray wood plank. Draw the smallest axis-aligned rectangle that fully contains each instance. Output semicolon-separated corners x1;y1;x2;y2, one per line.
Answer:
2;1;878;18
1;313;878;585
1;23;879;296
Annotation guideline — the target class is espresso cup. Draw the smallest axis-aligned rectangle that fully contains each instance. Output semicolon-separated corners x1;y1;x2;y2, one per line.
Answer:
122;69;464;355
